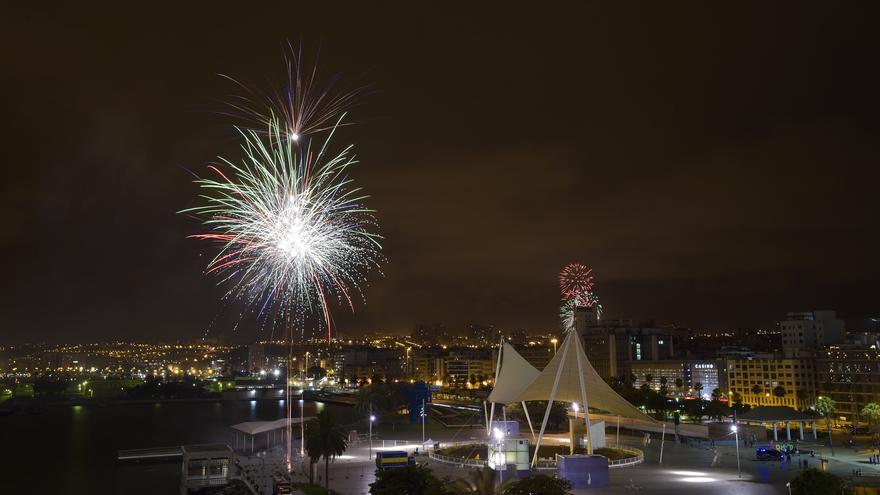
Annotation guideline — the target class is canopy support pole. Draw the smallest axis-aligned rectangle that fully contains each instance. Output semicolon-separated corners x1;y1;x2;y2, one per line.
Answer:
531;339;571;467
489;336;504;434
483;401;490;434
489;402;496;433
574;336;594;455
522;401;536;441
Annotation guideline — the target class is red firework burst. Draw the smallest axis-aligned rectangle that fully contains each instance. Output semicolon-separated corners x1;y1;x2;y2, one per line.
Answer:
559;263;595;300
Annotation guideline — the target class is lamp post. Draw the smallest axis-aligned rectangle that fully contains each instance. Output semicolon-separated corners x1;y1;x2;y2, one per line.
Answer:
731;424;742;478
369;414;376;460
550;338;558;355
786;482;791;495
421;398;426;446
493;427;506;483
299;398;305;457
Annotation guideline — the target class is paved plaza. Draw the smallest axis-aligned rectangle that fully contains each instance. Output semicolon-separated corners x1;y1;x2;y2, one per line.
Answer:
236;430;880;495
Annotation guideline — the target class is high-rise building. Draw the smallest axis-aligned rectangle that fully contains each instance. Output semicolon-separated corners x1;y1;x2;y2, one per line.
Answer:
816;346;880;423
780;310;845;358
578;314;679;379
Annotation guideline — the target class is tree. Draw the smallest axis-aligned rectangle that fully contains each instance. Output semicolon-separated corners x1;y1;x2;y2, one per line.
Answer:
683;399;705;422
772;385;787;399
502;475;572;495
863;402;880;437
705;399;731;422
659;376;668;387
789;468;852;495
644;374;654;387
815;396;836;454
751;384;763;396
711;388;722;401
304;409;348;491
674;378;684;391
370;465;448;495
693;382;703;398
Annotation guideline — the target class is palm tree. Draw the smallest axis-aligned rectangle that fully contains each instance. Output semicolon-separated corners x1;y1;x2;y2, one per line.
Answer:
674;378;684;395
772;385;787;401
451;466;513;494
645;374;654;387
862;402;880;438
693;382;703;399
304;409;348;491
815;396;836;456
711;388;722;401
659;376;668;388
354;385;375;415
751;384;763;396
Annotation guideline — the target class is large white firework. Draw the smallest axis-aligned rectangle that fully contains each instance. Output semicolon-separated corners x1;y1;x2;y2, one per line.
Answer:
184;116;383;330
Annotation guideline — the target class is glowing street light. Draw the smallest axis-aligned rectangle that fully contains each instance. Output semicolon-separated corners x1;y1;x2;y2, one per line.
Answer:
550;338;558;354
369;413;376;460
731;424;741;478
572;402;580;413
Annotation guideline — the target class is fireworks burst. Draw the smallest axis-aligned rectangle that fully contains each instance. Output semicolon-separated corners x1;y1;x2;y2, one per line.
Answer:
559;262;595;300
219;43;366;144
189;45;381;479
558;263;603;331
184;116;383;334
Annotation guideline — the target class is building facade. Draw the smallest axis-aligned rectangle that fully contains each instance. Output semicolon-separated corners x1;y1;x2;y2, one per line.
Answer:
630;359;728;399
816;347;880;423
726;358;817;410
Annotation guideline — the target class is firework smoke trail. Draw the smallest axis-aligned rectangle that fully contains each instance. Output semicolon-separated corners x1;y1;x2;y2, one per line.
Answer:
185;115;383;475
219;43;366;144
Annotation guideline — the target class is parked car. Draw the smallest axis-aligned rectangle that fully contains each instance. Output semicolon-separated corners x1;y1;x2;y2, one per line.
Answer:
755;448;785;461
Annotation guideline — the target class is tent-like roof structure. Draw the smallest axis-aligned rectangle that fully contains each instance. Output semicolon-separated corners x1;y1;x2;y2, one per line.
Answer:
487;342;540;404
231;417;315;436
494;331;655;422
738;406;815;422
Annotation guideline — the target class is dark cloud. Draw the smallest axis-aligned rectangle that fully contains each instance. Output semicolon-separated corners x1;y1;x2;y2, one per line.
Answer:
2;3;879;343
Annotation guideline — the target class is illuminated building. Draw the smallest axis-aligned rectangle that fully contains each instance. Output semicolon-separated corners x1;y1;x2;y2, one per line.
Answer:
816;347;880;423
630;360;728;399
726;358;816;409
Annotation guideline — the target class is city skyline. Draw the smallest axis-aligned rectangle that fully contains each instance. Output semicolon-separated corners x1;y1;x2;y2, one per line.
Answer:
4;4;880;345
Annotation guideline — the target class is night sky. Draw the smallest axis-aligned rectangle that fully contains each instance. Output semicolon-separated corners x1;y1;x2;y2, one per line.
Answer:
3;4;880;344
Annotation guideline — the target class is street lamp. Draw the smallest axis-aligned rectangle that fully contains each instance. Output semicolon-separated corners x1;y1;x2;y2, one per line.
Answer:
493;427;506;483
731;424;741;479
369;414;376;460
299;399;305;457
421;399;426;446
550;338;558;354
786;482;791;495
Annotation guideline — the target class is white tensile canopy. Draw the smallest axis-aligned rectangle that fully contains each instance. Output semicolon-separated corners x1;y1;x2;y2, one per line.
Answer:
513;335;651;422
487;342;540;404
488;331;655;466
